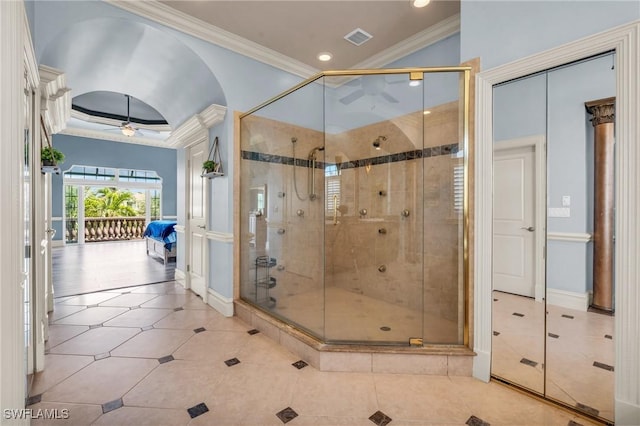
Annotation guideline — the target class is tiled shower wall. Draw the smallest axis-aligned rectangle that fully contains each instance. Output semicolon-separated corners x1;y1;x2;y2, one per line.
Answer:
240;101;463;342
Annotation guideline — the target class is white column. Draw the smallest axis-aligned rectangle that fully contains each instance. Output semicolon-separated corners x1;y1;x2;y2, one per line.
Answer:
0;0;28;421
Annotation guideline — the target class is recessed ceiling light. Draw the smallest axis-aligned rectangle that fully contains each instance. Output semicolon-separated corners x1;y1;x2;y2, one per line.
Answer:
423;110;431;115
413;0;430;7
409;81;421;87
318;52;332;62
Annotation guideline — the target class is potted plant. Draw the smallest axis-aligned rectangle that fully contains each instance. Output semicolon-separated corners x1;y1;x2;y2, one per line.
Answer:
41;146;65;166
202;160;218;174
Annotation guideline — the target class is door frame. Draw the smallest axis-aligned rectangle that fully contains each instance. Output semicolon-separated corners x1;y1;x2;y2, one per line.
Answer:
494;136;546;302
473;20;640;424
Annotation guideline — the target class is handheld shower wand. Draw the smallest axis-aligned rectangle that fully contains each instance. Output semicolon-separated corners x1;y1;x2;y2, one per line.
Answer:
308;146;324;201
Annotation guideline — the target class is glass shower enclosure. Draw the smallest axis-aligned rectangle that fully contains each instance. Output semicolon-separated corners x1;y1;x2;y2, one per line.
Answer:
239;67;469;347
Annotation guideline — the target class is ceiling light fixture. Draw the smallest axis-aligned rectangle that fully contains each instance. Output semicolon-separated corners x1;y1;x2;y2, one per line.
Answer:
318;52;332;62
121;125;136;137
413;0;430;7
409;81;421;87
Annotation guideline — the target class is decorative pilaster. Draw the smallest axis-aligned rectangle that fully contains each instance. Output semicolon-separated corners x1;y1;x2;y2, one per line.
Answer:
585;97;615;312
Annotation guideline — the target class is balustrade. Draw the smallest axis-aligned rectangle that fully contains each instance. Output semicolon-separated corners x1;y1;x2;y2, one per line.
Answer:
64;217;146;243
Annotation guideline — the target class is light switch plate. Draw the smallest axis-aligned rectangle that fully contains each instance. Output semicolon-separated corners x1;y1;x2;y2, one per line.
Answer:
562;196;571;207
548;207;570;218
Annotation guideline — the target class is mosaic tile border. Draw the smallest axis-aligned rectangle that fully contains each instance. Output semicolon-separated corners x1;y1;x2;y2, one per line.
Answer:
241;142;459;169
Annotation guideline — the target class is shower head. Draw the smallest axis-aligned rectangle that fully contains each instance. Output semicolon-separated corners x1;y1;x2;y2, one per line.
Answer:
308;146;325;159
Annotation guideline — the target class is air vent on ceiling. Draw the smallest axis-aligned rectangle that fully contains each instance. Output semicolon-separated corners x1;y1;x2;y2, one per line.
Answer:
344;28;373;46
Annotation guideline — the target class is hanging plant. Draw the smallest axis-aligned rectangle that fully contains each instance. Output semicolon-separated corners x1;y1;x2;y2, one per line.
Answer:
41;146;65;166
202;160;218;174
201;136;224;178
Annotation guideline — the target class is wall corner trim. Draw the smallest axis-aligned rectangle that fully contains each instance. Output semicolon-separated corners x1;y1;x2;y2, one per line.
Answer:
207;289;234;317
166;104;226;149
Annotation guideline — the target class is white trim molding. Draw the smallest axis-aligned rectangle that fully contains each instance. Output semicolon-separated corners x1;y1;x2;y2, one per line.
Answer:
475;20;640;424
173;225;186;233
70;109;172;133
547;232;593;243
207;288;234;317
175;268;187;288
39;65;71;135
547;288;591;312
165;104;226;149
205;230;234;243
59;126;171;148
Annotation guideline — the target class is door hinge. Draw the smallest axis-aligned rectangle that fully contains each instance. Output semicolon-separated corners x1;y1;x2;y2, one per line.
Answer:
409;337;423;346
187;265;190;272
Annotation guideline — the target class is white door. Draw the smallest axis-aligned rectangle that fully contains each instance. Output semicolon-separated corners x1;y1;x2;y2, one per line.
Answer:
188;141;208;300
493;145;535;297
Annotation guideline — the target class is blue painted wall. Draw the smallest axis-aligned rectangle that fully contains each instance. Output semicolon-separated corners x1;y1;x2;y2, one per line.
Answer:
461;0;639;69
50;134;177;239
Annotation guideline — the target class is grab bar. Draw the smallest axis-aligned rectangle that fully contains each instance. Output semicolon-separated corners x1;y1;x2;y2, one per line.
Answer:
333;195;338;225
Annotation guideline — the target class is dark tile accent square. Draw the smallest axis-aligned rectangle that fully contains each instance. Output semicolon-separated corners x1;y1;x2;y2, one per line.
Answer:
450;143;460;154
520;358;538;367
423;147;432;158
225;357;241;367
275;407;298;424
431;146;442;156
158;355;174;364
568;421;584;426
369;410;392;426
576;402;599;417
89;324;103;329
26;394;42;406
548;333;560;339
174;307;184;312
141;325;153;331
441;144;452;154
94;352;110;361
187;402;209;419
466;415;490;426
247;329;260;335
512;312;525;317
292;360;308;369
562;314;574;319
493;331;500;336
605;334;613;339
593;361;614;371
193;327;206;334
102;398;123;414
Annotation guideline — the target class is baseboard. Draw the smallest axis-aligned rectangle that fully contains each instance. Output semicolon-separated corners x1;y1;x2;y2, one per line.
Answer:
472;349;491;382
175;268;187;288
51;240;64;248
616;398;640;426
546;288;591;312
207;289;234;317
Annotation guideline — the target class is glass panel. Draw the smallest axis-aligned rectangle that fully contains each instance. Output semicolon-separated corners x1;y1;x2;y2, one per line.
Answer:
422;71;466;344
150;189;161;221
64;185;79;244
239;77;326;338
491;73;547;395
323;73;424;344
545;53;615;421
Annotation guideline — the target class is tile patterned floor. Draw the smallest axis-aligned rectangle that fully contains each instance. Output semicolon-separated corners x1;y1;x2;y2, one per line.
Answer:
492;291;614;422
31;282;600;425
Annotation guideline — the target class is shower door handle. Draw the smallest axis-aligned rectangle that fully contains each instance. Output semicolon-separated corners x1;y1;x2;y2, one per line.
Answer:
520;226;535;232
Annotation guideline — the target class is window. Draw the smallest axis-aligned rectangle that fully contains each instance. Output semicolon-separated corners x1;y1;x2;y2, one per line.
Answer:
325;165;340;214
453;163;464;214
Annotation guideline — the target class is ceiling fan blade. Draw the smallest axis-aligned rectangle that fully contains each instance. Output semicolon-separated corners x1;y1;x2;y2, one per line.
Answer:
380;91;399;103
339;89;364;105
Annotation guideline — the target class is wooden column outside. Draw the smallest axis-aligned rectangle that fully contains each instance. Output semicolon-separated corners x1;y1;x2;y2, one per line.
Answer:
585;97;615;312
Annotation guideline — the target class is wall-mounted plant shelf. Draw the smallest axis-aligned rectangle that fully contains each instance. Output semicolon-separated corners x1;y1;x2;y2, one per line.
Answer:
201;136;223;179
201;171;224;179
41;165;61;174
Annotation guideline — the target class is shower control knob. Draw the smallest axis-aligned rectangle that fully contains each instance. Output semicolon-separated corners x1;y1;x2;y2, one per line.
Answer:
378;228;387;234
401;209;410;217
378;265;387;273
359;209;368;216
296;209;304;217
277;228;285;235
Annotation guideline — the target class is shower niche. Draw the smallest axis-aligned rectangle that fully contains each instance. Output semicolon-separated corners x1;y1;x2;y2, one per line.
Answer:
238;68;470;348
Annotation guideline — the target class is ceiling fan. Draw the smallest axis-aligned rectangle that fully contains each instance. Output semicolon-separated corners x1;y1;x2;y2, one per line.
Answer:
118;94;139;137
339;75;405;105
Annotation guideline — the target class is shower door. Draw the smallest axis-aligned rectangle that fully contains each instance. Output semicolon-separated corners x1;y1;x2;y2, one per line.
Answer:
322;72;425;344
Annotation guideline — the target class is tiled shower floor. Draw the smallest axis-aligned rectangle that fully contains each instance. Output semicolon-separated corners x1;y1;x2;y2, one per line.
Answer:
30;282;598;425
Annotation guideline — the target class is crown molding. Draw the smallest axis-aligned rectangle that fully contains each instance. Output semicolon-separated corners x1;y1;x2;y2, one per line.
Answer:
59;126;172;148
352;14;460;70
105;0;319;79
23;10;39;89
165;103;227;149
39;65;71;135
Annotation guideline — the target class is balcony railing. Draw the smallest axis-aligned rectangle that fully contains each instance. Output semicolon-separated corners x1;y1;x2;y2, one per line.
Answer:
65;217;147;243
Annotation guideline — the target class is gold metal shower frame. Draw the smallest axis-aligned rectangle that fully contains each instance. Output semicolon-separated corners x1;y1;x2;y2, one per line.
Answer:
237;66;471;348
